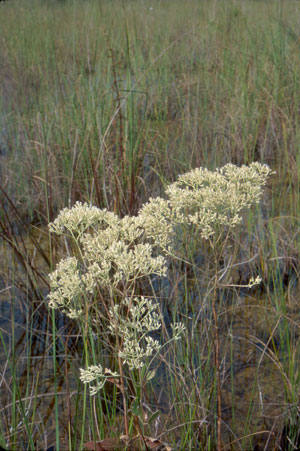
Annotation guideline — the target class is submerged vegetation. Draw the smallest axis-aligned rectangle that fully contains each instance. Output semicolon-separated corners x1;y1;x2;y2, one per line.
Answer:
0;0;300;449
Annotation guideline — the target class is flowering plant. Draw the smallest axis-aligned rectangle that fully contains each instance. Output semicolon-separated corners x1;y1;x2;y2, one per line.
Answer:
48;162;272;442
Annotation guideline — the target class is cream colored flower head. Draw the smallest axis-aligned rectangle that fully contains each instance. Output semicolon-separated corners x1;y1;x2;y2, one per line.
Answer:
48;257;84;319
139;162;273;245
81;215;167;290
108;296;163;370
48;206;167;317
49;201;118;236
79;365;119;396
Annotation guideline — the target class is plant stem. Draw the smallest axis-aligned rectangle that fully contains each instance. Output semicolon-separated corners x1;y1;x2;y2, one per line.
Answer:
212;265;222;451
117;353;129;436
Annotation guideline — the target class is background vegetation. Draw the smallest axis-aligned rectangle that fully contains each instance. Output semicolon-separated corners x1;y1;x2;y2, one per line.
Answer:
0;0;299;449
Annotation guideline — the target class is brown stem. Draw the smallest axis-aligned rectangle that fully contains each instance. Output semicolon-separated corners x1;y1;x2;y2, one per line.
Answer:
212;267;222;451
133;415;148;450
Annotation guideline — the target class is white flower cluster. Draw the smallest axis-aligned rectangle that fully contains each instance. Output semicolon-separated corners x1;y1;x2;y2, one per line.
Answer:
79;365;119;396
48;163;271;318
138;197;175;249
48;257;84;319
48;205;167;316
49;201;117;236
139;163;273;246
81;216;167;290
47;162;271;396
247;275;262;288
108;296;162;370
170;321;186;340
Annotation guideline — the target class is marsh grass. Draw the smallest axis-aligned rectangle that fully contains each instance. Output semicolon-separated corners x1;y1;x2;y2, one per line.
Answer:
0;0;300;449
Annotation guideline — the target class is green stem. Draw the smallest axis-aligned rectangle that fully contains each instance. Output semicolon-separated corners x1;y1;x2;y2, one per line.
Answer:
52;309;60;451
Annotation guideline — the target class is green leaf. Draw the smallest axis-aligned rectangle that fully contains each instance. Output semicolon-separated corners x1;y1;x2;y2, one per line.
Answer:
147;410;160;425
146;369;156;381
131;398;142;417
